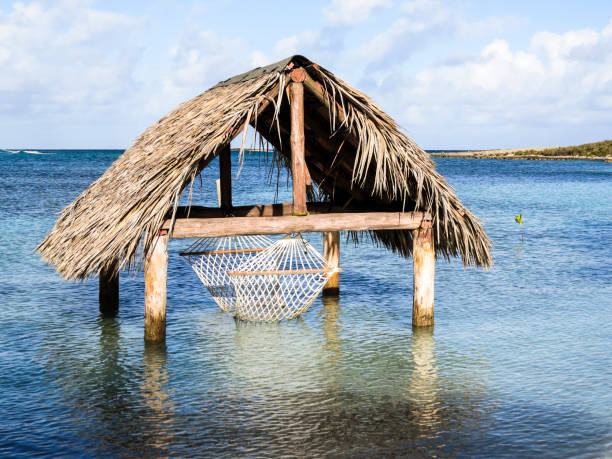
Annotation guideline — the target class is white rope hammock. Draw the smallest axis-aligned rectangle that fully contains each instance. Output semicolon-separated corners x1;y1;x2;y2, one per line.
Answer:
228;234;340;322
181;233;340;322
180;235;273;313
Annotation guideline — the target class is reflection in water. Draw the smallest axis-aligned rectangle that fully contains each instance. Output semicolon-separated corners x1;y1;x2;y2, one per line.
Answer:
407;326;440;433
141;342;174;452
41;301;595;456
54;303;493;456
97;316;124;401
97;317;176;455
231;318;322;391
320;294;344;391
514;242;523;260
321;294;342;351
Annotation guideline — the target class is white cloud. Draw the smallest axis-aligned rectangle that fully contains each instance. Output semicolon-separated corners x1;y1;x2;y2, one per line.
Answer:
457;14;526;37
274;30;321;57
250;50;270;68
166;30;244;89
272;0;394;64
401;0;438;15
468;39;545;92
357;0;455;68
323;0;392;26
0;1;143;116
1;0;609;149
371;19;612;147
357;1;523;70
150;29;250;116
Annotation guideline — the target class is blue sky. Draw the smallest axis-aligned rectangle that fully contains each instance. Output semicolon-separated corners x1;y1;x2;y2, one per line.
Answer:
1;0;611;149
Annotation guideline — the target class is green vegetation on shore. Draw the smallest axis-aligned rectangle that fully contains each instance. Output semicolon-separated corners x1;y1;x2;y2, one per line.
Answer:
430;140;612;160
515;140;612;158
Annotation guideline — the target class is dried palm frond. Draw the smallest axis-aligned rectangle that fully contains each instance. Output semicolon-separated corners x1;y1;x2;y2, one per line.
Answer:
37;55;491;280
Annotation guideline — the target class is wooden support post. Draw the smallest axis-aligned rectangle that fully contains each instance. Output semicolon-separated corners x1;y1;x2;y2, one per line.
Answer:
99;265;119;316
289;68;307;215
323;231;340;295
219;144;232;210
412;226;435;327
145;231;168;343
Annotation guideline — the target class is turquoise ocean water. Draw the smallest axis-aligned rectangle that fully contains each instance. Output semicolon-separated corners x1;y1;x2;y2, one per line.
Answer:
0;150;610;457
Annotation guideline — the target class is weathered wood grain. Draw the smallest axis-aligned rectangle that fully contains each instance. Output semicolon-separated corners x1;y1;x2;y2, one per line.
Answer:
412;227;435;327
144;233;168;342
289;71;307;215
322;231;340;294
165;211;431;239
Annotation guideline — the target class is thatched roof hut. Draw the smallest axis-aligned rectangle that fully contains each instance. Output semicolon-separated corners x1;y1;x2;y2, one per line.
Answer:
37;55;492;281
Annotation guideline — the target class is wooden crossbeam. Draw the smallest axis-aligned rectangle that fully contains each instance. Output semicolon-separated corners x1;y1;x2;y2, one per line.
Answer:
169;202;361;219
168;202;430;219
163;211;431;239
164;201;431;220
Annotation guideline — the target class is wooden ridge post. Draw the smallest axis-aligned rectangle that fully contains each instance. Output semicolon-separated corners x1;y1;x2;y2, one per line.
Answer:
412;225;435;327
323;231;340;295
145;230;168;342
289;67;307;215
99;264;119;316
219;144;232;210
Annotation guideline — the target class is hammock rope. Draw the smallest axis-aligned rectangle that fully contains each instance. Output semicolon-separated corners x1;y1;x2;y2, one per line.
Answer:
180;235;273;313
228;234;340;322
181;233;340;322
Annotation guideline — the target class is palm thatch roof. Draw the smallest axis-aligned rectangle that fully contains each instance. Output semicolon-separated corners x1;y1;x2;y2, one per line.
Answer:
37;55;492;280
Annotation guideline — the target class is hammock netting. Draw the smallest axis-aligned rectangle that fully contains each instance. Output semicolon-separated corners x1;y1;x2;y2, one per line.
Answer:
180;235;273;313
181;234;339;322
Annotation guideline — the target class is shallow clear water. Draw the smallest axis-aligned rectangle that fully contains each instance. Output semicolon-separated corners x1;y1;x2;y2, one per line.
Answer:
1;150;610;457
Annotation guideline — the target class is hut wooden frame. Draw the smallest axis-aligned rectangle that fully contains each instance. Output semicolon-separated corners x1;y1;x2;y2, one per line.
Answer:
37;55;492;343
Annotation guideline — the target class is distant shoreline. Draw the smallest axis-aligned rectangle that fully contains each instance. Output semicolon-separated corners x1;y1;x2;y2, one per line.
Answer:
430;151;610;161
3;144;611;162
429;140;612;162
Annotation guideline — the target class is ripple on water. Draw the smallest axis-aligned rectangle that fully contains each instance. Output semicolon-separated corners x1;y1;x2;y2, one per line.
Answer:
0;153;610;457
